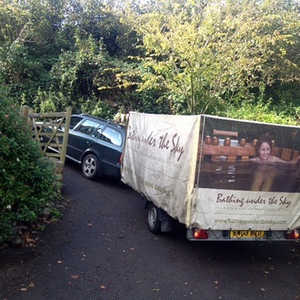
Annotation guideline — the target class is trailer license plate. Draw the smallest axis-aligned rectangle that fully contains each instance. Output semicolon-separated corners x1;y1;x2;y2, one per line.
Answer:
230;230;264;239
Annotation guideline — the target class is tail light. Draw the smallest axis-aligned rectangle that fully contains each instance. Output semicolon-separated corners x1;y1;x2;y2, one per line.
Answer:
119;153;124;164
194;228;209;239
284;230;300;239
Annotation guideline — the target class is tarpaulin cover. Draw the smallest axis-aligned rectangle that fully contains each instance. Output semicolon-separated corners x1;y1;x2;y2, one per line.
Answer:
121;112;200;225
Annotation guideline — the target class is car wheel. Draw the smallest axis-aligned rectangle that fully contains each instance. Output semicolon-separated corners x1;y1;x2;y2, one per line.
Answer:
147;203;161;234
82;154;99;180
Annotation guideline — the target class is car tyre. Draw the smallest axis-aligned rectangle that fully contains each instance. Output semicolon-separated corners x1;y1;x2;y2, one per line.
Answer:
147;203;161;234
82;154;99;180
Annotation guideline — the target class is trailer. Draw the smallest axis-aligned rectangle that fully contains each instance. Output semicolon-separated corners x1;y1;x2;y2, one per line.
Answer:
121;112;300;241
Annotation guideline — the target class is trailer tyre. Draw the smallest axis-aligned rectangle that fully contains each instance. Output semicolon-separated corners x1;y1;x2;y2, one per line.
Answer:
147;203;161;234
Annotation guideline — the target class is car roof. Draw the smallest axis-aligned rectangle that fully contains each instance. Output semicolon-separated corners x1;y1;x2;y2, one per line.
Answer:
72;114;125;130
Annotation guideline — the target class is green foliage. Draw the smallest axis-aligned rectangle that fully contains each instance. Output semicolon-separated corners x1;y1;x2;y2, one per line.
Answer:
0;0;67;104
0;89;60;243
223;99;298;125
33;88;58;112
0;0;300;123
80;96;113;119
124;0;300;115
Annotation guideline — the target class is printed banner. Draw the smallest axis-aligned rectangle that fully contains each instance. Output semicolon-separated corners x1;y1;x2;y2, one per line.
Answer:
121;112;201;224
191;188;300;230
191;115;300;230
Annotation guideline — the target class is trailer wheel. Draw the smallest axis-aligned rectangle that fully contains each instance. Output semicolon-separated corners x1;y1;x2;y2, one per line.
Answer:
147;203;161;234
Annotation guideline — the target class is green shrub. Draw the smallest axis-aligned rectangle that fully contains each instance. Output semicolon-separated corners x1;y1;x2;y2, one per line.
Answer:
0;89;60;243
223;99;298;125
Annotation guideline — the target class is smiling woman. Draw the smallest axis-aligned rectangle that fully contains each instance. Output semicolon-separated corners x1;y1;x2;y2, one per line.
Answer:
250;135;300;165
246;135;300;191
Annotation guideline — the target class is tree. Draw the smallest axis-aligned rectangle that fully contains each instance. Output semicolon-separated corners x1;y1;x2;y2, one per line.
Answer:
123;0;300;115
0;0;66;104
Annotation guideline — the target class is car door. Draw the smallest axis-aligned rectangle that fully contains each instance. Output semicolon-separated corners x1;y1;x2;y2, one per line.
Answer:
94;125;125;176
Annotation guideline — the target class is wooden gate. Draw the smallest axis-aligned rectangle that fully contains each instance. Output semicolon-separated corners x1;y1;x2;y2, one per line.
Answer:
20;106;72;184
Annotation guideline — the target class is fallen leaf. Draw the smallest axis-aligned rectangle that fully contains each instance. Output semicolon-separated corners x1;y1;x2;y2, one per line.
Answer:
29;282;35;288
71;275;79;279
100;285;106;290
25;237;36;244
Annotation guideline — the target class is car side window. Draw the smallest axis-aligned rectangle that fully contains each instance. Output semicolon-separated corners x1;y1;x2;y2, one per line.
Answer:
76;119;100;136
93;124;105;138
70;116;84;129
99;126;123;147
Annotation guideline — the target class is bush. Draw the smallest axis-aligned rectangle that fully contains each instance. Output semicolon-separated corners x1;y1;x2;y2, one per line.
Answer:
223;99;298;125
0;89;60;243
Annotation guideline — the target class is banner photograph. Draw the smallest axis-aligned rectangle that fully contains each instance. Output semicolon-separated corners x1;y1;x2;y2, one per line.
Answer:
198;115;300;192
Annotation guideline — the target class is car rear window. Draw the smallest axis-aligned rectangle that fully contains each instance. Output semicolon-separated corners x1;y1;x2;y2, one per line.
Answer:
99;126;123;147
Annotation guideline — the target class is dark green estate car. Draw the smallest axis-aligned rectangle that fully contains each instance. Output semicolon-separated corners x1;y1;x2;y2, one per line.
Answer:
63;114;126;180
